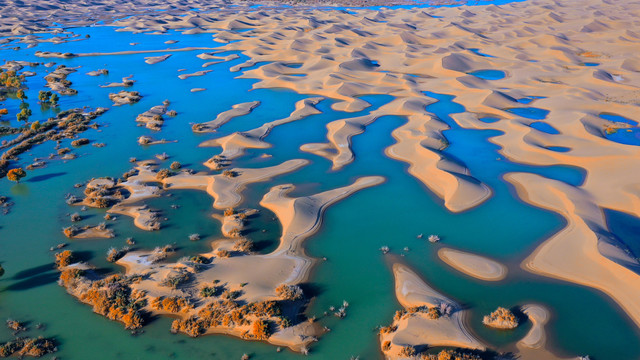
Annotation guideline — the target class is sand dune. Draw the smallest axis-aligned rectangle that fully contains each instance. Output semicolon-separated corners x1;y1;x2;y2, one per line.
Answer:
507;173;640;329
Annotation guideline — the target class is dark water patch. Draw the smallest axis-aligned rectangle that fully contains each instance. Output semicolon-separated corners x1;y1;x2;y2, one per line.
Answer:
469;69;506;80
605;128;640;146
546;146;571;152
468;48;495;58
479;117;500;123
506;107;549;120
583;62;599;67
530;121;560;134
600;113;637;126
600;113;640;146
517;96;546;104
604;209;640;259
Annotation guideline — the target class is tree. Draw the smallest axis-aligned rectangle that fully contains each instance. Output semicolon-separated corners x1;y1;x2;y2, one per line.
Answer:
50;93;59;105
16;89;27;101
7;168;26;183
30;121;41;131
16;107;31;121
38;90;52;103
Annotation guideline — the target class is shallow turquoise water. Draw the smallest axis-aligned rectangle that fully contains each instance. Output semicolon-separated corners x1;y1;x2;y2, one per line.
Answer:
0;23;639;360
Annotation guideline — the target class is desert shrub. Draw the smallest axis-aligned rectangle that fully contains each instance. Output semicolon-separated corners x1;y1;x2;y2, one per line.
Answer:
86;196;111;208
55;250;74;269
251;319;270;340
200;285;219;298
426;307;441;320
152;296;192;313
58;268;84;288
70;213;81;222
399;345;416;357
156;169;172;180
275;284;303;301
382;341;391;352
75;274;147;329
217;250;230;258
148;245;175;263
379;325;397;335
71;138;89;146
6;319;26;332
222;170;237;177
160;271;191;289
482;307;518;329
189;255;209;264
170;161;181;170
221;289;241;300
224;208;235;217
233;239;253;253
0;337;57;358
422;349;482;360
106;247;129;263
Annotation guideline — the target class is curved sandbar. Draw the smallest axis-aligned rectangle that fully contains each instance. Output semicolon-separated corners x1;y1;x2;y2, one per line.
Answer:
438;248;507;281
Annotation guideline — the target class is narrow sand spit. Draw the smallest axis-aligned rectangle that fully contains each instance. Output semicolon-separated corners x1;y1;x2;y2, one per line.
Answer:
178;69;212;79
199;97;323;162
379;263;485;358
144;54;171;64
35;47;220;58
192;100;261;133
438;248;507;281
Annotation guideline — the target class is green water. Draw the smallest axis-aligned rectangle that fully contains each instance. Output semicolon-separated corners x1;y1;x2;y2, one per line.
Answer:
0;25;639;360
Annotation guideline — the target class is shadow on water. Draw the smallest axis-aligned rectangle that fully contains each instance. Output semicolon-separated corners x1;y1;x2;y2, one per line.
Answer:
27;172;67;183
6;272;60;291
12;263;56;280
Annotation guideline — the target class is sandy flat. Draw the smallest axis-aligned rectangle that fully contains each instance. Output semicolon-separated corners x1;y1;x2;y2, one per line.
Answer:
438;248;507;281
